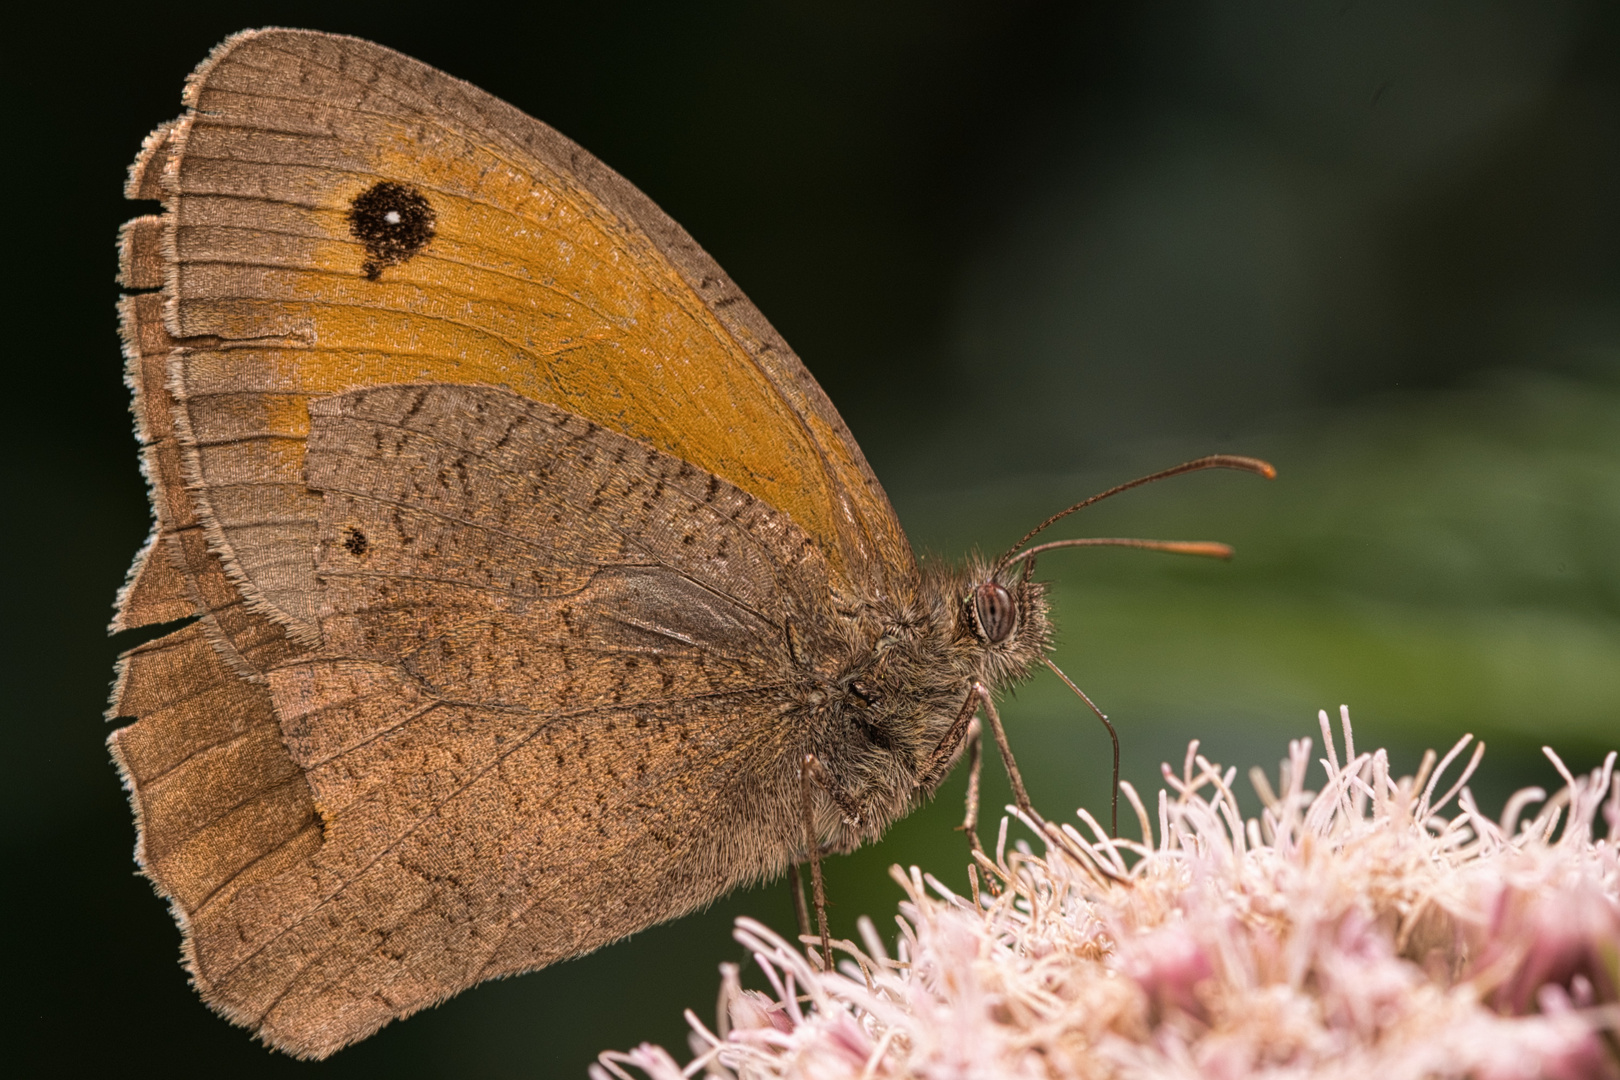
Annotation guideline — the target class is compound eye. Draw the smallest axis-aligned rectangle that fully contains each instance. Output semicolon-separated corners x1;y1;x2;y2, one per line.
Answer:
972;582;1018;644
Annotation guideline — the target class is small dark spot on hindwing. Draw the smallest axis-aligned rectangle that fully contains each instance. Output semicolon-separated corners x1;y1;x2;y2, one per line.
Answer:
342;526;369;556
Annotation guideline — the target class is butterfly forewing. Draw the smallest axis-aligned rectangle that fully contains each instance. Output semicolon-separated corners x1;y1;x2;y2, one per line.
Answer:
152;28;911;640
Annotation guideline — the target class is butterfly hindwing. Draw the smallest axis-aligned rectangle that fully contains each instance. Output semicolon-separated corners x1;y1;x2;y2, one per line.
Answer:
162;384;831;1056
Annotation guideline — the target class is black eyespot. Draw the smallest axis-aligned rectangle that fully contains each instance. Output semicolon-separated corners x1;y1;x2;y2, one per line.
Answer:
971;582;1017;644
348;181;435;280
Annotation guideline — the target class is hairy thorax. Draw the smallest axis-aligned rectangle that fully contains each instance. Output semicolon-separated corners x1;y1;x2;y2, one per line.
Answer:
798;557;1053;854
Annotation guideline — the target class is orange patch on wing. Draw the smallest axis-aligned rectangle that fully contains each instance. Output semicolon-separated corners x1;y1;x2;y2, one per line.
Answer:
263;130;846;567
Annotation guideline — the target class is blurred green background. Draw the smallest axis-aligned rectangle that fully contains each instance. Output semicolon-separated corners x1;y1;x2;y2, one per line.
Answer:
3;2;1617;1076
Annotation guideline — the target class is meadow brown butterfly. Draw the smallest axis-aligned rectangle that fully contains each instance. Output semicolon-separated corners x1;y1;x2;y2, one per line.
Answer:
109;28;1272;1058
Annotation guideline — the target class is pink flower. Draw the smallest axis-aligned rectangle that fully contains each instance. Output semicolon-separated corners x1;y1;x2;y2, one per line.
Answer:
600;714;1620;1080
1121;920;1216;1024
1483;878;1620;1017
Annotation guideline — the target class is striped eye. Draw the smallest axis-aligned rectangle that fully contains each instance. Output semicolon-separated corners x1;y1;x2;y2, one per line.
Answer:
971;582;1018;644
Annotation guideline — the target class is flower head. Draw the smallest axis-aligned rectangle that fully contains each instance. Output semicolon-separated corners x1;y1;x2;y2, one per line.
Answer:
596;709;1620;1080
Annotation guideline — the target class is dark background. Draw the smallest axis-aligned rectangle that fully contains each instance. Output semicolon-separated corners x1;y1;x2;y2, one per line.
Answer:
4;2;1618;1076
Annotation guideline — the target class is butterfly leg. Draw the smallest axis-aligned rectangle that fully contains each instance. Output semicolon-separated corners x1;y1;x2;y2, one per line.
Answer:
921;683;1041;826
786;863;813;943
954;717;986;859
918;683;985;789
974;685;1044;827
798;754;834;970
802;753;863;827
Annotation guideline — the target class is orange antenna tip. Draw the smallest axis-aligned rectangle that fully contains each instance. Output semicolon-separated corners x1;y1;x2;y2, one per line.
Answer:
1248;457;1279;480
1195;453;1278;480
1013;537;1236;563
1157;540;1237;559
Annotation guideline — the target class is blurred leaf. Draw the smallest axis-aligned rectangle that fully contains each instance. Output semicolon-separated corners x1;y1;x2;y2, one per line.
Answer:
898;368;1620;766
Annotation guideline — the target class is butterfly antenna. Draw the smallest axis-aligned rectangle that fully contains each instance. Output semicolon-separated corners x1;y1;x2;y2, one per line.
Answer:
995;455;1275;572
1041;656;1120;838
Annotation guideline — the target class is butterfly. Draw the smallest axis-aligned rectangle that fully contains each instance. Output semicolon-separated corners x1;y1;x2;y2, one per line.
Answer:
109;28;1271;1059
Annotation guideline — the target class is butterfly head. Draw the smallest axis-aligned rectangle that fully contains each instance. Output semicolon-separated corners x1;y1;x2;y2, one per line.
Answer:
954;557;1052;692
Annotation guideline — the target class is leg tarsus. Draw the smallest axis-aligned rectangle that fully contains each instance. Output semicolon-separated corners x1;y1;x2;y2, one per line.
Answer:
799;753;834;970
1040;656;1120;838
975;683;1042;826
787;862;812;944
954;717;985;860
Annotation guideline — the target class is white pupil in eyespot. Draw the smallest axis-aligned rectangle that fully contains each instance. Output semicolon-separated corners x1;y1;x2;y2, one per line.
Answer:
384;210;402;224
